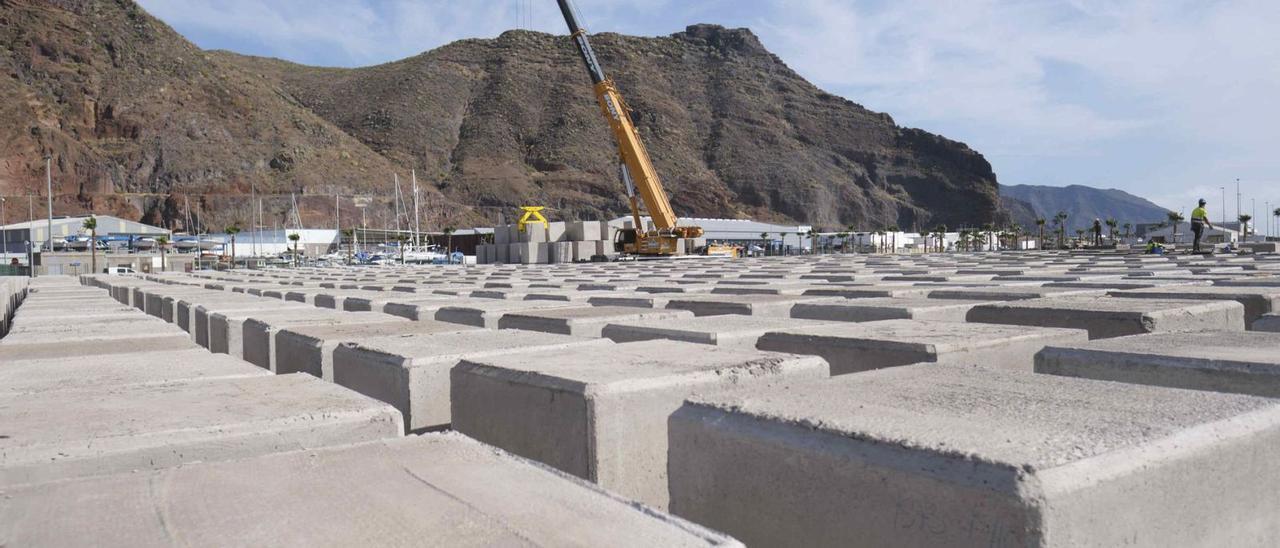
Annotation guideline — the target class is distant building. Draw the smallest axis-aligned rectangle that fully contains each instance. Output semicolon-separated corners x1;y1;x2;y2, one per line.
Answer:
0;215;169;256
614;217;813;250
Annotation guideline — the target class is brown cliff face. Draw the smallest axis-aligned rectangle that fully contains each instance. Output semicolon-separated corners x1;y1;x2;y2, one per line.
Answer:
1;0;1000;231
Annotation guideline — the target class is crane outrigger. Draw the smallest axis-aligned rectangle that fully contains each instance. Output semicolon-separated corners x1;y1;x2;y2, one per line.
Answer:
555;0;705;255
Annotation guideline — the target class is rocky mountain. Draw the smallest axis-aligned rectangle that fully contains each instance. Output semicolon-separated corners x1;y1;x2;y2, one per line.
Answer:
1001;184;1170;230
1;0;1002;231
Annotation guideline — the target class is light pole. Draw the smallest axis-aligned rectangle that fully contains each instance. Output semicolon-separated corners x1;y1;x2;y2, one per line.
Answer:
1220;186;1226;227
44;155;53;255
1236;178;1242;230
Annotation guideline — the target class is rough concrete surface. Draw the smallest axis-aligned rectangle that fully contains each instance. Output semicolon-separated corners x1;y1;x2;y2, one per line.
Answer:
1036;330;1280;397
333;330;612;432
0;434;741;547
967;296;1246;339
451;340;828;509
757;319;1087;374
668;364;1280;547
0;374;403;486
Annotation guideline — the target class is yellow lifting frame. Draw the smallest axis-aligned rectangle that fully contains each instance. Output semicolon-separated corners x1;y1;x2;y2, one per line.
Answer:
516;206;549;232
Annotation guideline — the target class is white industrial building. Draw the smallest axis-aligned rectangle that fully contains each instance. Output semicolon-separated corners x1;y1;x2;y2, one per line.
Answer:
204;229;340;257
0;215;170;256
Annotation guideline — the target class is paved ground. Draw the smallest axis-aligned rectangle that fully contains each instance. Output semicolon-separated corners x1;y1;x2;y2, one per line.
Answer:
3;249;1280;546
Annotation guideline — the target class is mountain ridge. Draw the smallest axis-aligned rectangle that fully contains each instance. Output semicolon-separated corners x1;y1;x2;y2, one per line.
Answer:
1001;183;1170;230
1;0;1002;231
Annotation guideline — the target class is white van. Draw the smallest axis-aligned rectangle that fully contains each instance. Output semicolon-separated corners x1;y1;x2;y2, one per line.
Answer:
103;266;136;275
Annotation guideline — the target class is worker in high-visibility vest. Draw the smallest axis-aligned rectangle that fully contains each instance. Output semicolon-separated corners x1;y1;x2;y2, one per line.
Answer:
1190;199;1214;253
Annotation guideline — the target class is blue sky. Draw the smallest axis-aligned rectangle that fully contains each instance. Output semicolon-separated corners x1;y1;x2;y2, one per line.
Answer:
136;0;1280;224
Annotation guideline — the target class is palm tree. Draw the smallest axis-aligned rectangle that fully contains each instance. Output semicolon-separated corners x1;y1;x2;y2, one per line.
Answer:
156;235;169;272
1035;218;1047;249
759;232;769;256
778;232;790;255
1054;211;1069;249
885;225;899;254
1122;223;1133;243
1166;211;1184;243
225;225;241;269
1238;214;1253;239
443;227;456;254
980;223;995;251
959;229;970;252
1274;208;1280;236
82;216;98;274
933;225;947;252
287;232;301;267
1105;218;1118;244
341;229;354;265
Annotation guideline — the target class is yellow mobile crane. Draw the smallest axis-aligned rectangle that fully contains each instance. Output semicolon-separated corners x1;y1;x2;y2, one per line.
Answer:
556;0;704;255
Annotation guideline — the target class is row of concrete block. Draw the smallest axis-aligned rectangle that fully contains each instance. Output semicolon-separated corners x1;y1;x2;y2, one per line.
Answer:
0;277;28;338
492;220;613;244
96;257;1280;545
0;277;743;546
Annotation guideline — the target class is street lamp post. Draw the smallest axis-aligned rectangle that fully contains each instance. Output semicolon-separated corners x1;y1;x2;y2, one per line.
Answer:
1220;186;1226;228
1;196;8;265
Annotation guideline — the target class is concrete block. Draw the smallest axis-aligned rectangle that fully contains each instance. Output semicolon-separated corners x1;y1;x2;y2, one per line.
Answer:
518;224;547;243
1106;286;1280;328
791;297;993;322
668;364;1280;547
496;243;510;263
240;311;402;371
1036;331;1280;397
547;221;567;242
333;330;612;433
571;240;596;262
0;349;269;395
757;319;1087;374
1256;314;1280;332
276;319;474;380
568;220;606;241
665;295;839;317
494;224;510;244
603;315;833;349
967;296;1247;339
0;374;402;486
0;334;198;361
436;300;578;329
0;434;740;547
499;306;695;337
927;286;1108;301
208;307;333;359
452;340;828;509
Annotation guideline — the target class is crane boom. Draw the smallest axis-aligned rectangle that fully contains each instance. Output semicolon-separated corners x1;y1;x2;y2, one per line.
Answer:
556;0;698;240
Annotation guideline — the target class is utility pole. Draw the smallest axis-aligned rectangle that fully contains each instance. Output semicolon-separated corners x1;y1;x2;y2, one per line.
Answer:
27;195;33;277
44;155;53;255
1;196;8;264
251;182;258;261
335;193;341;258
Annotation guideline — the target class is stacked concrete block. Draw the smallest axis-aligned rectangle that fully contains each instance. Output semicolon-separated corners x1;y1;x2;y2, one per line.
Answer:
568;220;607;241
547;221;567;242
668;364;1280;546
451;340;828;509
